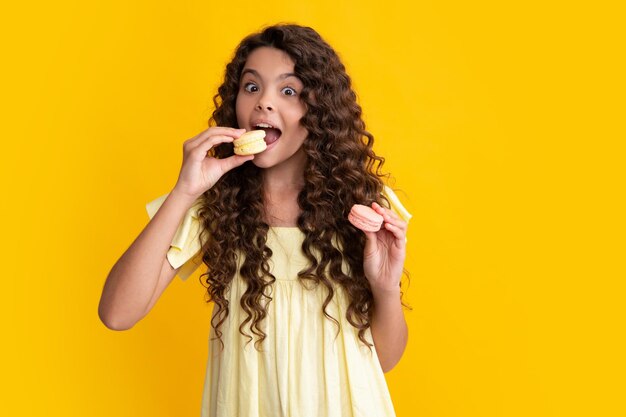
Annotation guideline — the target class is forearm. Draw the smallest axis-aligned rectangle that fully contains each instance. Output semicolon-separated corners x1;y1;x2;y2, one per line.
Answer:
98;188;198;330
370;287;408;373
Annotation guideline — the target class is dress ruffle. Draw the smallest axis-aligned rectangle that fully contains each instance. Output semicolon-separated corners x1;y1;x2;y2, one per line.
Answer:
382;185;412;223
145;193;205;280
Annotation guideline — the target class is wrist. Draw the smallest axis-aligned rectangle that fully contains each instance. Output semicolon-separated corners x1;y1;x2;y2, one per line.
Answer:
371;285;401;302
169;187;202;206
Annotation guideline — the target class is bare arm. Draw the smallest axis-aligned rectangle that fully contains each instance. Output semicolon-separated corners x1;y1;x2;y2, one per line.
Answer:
361;200;410;373
370;287;409;373
98;189;198;331
98;126;253;331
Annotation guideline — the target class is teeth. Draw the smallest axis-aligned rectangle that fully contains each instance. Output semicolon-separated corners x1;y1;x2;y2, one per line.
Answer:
255;123;274;128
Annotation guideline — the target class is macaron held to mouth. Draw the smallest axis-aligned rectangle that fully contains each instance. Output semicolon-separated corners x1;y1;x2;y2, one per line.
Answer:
251;121;282;149
233;130;267;155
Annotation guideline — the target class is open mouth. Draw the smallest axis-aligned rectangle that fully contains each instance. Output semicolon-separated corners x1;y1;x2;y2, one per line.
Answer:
253;123;282;145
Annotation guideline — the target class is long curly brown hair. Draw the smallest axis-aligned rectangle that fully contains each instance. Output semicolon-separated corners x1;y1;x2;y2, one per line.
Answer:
196;23;411;352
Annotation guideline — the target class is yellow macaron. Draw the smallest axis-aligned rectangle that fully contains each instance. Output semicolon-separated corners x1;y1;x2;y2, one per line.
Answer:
233;130;267;155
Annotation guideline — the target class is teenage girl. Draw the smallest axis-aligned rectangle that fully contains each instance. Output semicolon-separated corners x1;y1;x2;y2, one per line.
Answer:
99;23;412;417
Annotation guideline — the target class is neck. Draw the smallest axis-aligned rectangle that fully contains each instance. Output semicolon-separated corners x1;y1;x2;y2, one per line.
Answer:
262;148;306;193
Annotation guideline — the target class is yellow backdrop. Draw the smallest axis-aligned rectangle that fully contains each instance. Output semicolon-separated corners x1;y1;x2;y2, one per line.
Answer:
2;0;624;416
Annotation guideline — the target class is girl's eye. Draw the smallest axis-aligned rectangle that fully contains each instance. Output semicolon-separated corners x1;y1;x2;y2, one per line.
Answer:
282;86;297;96
243;82;258;93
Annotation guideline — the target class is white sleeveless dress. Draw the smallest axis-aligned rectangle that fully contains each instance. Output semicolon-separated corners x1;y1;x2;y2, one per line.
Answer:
145;186;412;417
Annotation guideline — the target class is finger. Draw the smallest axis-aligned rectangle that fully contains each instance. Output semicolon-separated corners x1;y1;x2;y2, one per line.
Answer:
372;202;400;222
186;127;246;148
384;215;408;234
192;135;237;155
372;203;407;233
383;222;407;246
363;230;378;257
217;154;255;173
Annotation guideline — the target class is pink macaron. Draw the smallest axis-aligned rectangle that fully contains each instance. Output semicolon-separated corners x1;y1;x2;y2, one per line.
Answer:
348;204;384;232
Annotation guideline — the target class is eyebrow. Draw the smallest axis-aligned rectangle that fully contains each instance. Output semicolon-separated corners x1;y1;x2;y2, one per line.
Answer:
240;68;299;81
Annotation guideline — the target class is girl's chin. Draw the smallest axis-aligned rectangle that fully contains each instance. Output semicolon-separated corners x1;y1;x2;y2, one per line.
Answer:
250;154;274;169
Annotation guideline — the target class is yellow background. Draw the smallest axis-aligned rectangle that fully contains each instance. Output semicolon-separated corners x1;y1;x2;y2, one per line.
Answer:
2;1;624;416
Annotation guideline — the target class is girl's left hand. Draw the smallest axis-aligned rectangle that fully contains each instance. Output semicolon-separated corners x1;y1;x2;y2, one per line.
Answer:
362;202;408;294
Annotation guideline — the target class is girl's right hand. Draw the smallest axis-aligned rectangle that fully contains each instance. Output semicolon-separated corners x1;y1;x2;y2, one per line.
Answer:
172;127;254;199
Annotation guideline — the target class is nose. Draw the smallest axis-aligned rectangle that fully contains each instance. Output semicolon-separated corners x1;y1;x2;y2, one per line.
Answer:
256;102;273;111
255;91;274;111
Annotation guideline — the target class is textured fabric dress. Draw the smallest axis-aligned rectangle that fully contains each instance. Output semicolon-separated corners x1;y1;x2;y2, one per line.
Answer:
145;185;412;417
